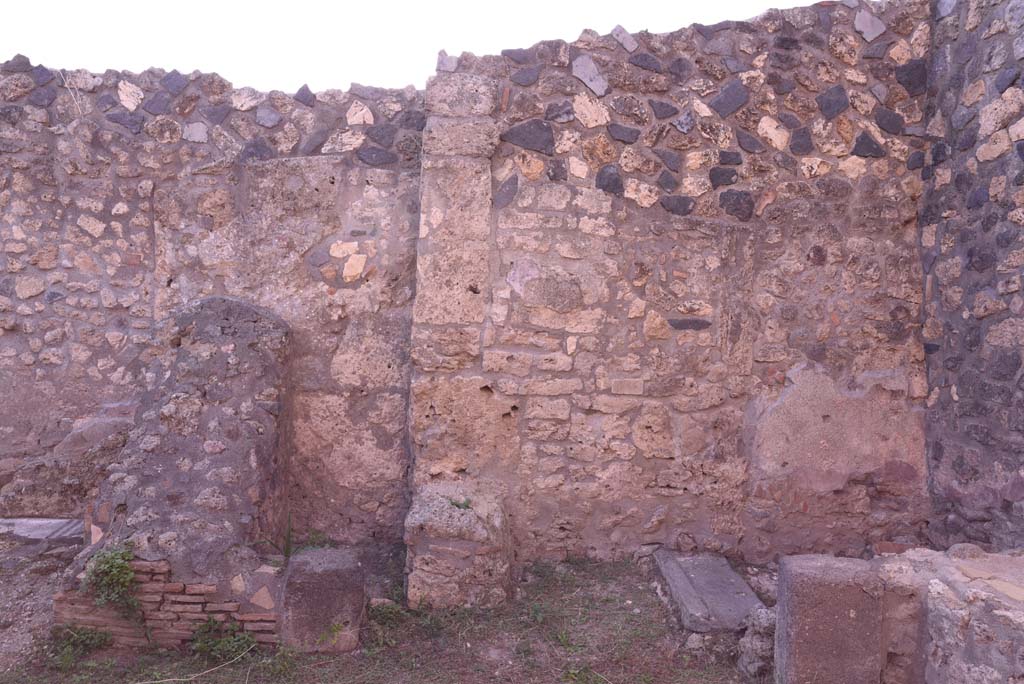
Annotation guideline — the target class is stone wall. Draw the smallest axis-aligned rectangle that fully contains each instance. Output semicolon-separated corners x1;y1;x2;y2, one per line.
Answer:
404;0;936;607
920;0;1024;550
0;61;423;558
2;0;1024;614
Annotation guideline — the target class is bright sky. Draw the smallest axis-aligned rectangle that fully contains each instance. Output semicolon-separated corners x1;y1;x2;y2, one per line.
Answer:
2;0;810;93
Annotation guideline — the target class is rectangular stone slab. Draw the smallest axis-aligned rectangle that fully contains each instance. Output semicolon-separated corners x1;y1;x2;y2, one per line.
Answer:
653;550;764;632
775;555;883;684
0;518;83;544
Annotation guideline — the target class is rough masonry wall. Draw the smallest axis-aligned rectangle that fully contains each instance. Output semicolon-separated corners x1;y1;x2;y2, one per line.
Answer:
405;0;935;592
6;0;1023;612
920;0;1024;550
0;59;424;554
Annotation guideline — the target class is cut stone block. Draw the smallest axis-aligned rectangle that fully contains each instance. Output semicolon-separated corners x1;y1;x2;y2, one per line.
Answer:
404;481;514;608
653;550;764;632
281;548;366;653
0;518;83;544
775;555;883;684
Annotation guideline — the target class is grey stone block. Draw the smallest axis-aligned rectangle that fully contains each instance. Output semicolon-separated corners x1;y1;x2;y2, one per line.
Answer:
654;550;764;632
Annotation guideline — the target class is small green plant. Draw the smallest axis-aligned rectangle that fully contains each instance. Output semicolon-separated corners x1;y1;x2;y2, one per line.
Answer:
448;497;472;510
302;529;330;549
83;543;139;618
190;618;256;662
46;625;112;671
258;645;298;680
562;665;604;683
367;601;407;649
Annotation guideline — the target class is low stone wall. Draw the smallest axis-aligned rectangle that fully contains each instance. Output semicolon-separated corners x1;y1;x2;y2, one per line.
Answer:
54;559;279;649
775;546;1024;684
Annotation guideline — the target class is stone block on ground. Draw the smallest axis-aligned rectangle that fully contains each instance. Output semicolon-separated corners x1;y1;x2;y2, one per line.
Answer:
0;518;83;544
404;481;513;608
281;548;366;653
653;550;764;632
775;555;883;684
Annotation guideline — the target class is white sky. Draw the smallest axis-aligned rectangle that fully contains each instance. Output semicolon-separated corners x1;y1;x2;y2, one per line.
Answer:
2;0;809;93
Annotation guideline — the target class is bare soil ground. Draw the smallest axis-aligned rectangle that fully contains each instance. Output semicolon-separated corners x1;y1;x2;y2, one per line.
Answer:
1;558;740;684
0;534;81;673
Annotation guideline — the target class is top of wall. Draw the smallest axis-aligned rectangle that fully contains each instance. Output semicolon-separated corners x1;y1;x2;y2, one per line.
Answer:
0;54;425;172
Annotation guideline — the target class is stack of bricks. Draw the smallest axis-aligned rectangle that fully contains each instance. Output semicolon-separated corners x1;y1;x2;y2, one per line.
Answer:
53;559;279;649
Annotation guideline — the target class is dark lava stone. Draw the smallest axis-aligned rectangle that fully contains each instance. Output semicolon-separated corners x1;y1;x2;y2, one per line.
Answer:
201;104;232;125
1016;141;1024;161
668;318;712;330
493;175;518;209
657;170;679;192
719;150;743;166
0;105;21;125
1;54;30;72
967;187;989;210
951;106;976;130
298;128;331;155
547;159;567;182
932;142;949;164
769;74;796;95
815;84;849;120
366;124;397;148
106;111;145;134
239;138;276;163
720;189;754;221
142;91;172;116
596;164;624;196
608;123;641;144
160;70;189;95
294;84;316;107
896;59;928;96
789;127;813;155
649;99;680;119
778;112;802;130
30;65;53;86
356;145;398;166
736;129;766;153
957;125;979;151
27;86;56;107
907;150;925;170
709;166;739;188
655;148;682;172
668;57;692;80
774;35;801;50
995;66;1020;94
396;110;427;131
852;132;886;158
500;119;555;155
661;195;695;216
708;80;749;118
96;93;117;111
544;100;574;123
629;53;662;73
511;65;543;86
863;40;892;60
874;107;904;135
501;48;533;64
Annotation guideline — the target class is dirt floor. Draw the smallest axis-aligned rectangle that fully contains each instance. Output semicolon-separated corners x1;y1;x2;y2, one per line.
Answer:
0;533;81;673
1;558;742;684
